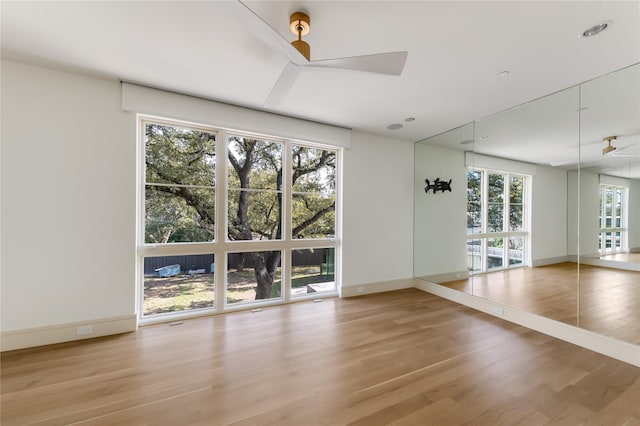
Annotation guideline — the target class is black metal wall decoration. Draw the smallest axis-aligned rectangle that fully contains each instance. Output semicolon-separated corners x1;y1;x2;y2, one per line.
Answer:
424;178;452;194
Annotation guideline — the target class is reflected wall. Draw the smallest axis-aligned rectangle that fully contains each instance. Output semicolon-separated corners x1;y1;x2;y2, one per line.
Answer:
414;63;640;346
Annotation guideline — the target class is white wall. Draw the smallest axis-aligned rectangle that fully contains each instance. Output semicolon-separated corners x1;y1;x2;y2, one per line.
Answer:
413;144;467;278
1;61;137;332
629;179;640;251
530;165;569;262
342;131;414;287
567;170;601;257
1;61;416;345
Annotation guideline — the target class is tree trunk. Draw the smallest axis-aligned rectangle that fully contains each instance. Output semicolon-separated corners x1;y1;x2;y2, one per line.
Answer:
251;251;281;299
236;253;245;272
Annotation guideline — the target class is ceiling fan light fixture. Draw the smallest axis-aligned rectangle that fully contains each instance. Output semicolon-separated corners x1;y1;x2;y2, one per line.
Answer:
289;12;310;36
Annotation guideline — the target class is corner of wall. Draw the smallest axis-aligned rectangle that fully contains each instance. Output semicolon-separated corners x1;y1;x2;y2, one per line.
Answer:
341;278;414;298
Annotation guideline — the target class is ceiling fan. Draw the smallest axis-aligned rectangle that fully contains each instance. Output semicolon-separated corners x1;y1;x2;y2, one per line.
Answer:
601;135;640;157
238;1;408;107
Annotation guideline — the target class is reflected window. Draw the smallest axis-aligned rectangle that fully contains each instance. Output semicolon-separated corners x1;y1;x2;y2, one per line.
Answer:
467;170;483;233
598;184;627;255
466;168;529;273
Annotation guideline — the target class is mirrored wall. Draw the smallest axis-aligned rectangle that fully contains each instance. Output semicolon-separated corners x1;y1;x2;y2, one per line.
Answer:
414;63;640;346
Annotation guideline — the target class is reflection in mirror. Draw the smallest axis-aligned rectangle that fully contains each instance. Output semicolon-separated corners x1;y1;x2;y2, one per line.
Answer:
578;64;640;344
414;64;639;346
414;123;473;289
467;85;580;327
578;64;640;268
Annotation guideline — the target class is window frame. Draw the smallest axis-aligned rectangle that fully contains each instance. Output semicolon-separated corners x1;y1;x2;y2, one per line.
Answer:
137;115;341;324
466;167;530;274
598;183;628;255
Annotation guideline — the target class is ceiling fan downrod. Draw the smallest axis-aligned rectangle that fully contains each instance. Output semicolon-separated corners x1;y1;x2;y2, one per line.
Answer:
602;135;617;155
289;12;311;60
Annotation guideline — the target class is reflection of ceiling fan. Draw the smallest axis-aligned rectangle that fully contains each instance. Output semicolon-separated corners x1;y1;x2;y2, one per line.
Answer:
602;135;640;157
239;2;408;107
602;135;617;155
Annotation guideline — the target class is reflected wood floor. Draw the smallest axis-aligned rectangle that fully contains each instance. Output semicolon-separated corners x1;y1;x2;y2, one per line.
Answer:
601;252;640;263
442;263;640;345
2;289;640;425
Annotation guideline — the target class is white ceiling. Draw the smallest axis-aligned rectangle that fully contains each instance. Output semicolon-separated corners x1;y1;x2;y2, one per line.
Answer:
2;1;639;148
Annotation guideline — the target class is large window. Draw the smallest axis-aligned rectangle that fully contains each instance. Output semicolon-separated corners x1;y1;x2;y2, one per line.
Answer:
467;169;529;273
598;184;627;255
139;118;339;322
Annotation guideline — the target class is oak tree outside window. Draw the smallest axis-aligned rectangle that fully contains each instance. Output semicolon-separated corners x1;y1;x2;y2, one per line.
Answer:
139;118;339;320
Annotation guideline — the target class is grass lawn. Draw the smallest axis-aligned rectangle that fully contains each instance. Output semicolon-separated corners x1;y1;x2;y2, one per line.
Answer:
143;266;334;315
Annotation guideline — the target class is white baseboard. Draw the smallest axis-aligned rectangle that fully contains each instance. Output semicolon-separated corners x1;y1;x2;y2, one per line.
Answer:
1;315;137;352
579;256;640;271
341;278;414;298
413;278;640;367
532;256;570;266
414;270;468;284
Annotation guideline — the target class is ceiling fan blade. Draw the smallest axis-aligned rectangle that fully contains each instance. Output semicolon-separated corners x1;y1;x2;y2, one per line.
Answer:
237;1;308;66
308;51;408;75
612;143;640;156
264;62;300;107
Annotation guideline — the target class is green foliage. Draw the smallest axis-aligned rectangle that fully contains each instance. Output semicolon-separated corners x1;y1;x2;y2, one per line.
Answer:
292;194;335;238
509;175;524;231
145;124;216;243
467;170;525;233
145;189;214;243
227;137;282;190
228;189;281;240
144;123;337;300
145;123;215;186
467;170;482;231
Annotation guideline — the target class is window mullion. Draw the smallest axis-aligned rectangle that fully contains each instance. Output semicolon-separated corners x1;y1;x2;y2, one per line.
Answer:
215;130;228;310
482;170;488;272
139;118;340;322
282;141;292;302
504;173;510;268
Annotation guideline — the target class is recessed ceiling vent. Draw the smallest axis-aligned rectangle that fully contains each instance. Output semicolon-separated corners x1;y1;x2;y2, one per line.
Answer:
581;21;612;38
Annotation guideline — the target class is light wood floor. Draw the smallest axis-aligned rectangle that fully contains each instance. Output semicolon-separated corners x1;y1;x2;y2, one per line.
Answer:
2;289;639;425
600;252;640;264
441;263;640;345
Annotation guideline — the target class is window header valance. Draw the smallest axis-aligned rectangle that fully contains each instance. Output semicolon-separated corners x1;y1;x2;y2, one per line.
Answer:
121;82;351;148
600;174;630;187
465;152;537;175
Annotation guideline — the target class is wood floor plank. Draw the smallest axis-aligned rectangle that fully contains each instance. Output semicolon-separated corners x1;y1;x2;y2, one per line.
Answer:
2;289;638;425
441;263;640;344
